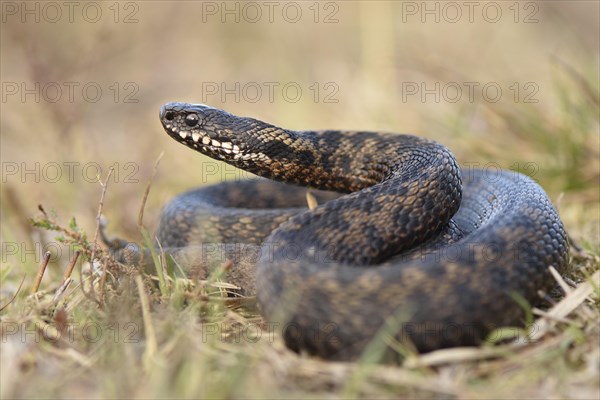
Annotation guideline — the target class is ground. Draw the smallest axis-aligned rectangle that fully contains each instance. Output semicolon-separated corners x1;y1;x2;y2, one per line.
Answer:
1;2;599;399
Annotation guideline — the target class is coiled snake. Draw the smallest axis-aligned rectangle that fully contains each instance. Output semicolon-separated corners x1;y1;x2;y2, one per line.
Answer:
153;102;568;361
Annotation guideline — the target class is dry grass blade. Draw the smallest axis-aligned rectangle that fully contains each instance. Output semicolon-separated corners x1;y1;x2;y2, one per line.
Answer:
530;270;599;341
43;346;93;368
549;265;573;294
403;346;510;368
551;55;600;107
135;274;157;370
532;308;581;325
0;274;26;312
52;279;72;303
306;190;318;210
138;152;164;228
284;354;458;396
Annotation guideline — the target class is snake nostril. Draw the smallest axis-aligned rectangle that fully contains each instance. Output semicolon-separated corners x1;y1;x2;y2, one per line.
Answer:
185;113;199;127
164;111;175;121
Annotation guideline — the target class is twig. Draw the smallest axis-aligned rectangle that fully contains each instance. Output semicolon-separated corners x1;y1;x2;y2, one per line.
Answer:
32;251;51;294
100;257;108;303
77;168;113;307
53;250;81;302
99;257;110;304
92;168;114;303
38;204;49;219
64;250;80;281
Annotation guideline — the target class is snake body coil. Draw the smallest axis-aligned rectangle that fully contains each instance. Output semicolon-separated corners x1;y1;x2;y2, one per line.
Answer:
157;103;569;360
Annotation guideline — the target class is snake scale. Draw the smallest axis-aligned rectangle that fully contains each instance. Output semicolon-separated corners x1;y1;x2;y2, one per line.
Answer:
154;102;569;361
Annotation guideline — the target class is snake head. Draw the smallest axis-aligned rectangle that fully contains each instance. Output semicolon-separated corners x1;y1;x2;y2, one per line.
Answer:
159;102;246;161
159;102;316;183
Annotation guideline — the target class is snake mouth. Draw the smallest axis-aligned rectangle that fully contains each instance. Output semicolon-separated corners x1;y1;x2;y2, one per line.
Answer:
159;103;244;159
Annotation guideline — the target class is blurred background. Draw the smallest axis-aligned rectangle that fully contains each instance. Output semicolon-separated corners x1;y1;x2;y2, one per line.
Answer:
1;1;599;279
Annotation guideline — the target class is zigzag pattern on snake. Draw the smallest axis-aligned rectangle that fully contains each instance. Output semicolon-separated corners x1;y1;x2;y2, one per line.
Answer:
153;102;568;361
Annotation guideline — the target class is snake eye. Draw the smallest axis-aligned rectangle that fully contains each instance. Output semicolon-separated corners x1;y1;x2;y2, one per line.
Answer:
185;113;199;127
164;111;175;121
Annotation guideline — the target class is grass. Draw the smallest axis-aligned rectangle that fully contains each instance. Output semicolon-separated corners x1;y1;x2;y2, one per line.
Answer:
1;74;599;398
1;2;599;398
0;254;598;398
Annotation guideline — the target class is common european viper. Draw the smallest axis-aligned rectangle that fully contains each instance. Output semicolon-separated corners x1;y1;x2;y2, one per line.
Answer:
153;102;569;361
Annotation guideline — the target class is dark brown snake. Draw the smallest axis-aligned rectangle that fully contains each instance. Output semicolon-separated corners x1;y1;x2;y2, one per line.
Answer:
148;102;569;361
